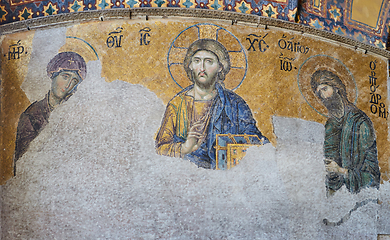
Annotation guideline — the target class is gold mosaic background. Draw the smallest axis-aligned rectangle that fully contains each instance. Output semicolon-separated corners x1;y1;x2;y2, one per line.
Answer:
1;18;388;184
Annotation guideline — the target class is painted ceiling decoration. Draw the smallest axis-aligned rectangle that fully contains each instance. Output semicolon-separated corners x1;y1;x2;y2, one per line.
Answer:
299;0;390;49
0;0;389;47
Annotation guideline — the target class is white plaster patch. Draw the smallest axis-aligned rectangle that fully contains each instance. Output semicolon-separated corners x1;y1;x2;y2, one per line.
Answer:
378;181;390;234
21;27;67;103
273;115;324;144
274;116;380;239
2;61;289;239
2;61;388;239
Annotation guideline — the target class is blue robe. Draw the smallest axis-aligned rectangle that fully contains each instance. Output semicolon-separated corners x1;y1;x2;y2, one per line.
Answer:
156;83;268;169
325;104;380;193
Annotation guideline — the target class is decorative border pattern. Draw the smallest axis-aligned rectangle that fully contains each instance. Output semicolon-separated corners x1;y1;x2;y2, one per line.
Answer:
345;0;389;34
305;0;327;17
0;0;298;24
0;8;389;58
299;0;390;49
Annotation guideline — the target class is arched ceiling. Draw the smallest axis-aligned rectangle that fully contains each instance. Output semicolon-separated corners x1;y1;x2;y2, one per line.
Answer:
0;0;389;48
299;0;390;49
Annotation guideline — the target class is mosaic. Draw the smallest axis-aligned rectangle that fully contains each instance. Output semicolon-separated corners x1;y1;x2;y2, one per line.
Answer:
1;20;388;190
0;0;298;24
299;0;390;49
1;0;389;48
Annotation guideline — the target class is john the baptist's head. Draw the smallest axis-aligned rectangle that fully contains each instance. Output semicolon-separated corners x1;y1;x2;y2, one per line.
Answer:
311;69;348;118
47;52;86;106
184;39;231;89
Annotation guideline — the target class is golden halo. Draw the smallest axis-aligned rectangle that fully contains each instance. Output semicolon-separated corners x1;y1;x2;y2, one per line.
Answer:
167;23;247;90
59;36;99;63
297;55;358;117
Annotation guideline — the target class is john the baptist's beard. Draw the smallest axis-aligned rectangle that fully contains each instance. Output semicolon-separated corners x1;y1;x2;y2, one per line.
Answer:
321;91;344;117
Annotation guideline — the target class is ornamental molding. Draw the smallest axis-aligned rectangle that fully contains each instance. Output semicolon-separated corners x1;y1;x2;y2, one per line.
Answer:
0;8;389;58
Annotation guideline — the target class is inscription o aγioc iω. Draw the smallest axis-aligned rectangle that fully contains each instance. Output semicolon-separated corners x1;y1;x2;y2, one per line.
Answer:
278;36;309;54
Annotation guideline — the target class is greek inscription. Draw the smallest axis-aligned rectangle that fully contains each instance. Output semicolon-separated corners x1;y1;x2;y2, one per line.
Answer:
370;93;381;104
279;53;297;72
7;40;26;60
106;27;124;48
246;33;269;52
369;73;377;86
371;104;377;114
278;34;309;54
370;61;376;71
379;103;387;118
280;60;292;71
139;27;151;46
368;60;388;119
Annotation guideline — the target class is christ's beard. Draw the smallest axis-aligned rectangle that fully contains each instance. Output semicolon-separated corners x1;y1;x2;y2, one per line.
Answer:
191;71;218;90
322;92;344;118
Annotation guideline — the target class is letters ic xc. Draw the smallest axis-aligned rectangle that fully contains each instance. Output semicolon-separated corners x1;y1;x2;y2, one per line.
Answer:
139;27;151;46
246;33;269;52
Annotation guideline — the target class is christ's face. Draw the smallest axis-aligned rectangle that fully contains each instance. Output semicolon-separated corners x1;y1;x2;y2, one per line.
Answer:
189;50;222;89
51;71;81;100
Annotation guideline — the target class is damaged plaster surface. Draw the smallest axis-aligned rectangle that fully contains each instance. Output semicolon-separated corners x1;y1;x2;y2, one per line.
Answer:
274;116;380;239
1;59;387;239
21;27;67;103
2;22;390;239
3;61;291;239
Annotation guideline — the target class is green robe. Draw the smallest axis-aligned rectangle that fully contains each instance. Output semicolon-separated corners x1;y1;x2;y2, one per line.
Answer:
324;104;380;193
